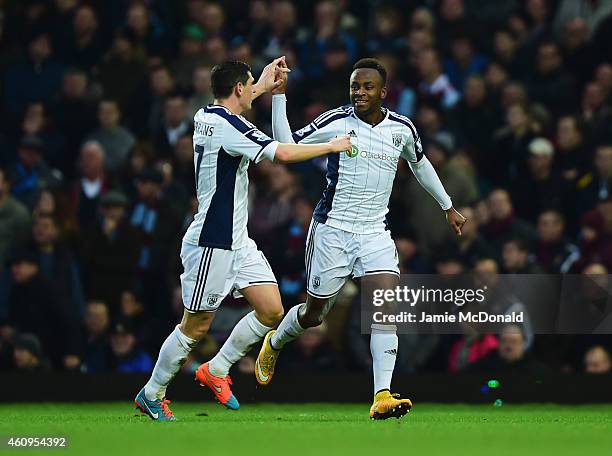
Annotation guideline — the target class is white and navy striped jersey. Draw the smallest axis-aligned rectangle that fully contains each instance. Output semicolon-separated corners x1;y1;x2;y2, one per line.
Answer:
183;105;278;250
290;105;424;234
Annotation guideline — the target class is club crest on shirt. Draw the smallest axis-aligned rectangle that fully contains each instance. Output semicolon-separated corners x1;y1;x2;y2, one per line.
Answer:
392;133;403;148
313;276;321;289
207;294;221;306
346;145;359;158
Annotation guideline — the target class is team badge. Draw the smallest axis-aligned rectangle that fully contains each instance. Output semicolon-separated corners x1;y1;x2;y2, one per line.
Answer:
207;294;221;306
313;276;321;289
346;145;359;158
392;133;403;148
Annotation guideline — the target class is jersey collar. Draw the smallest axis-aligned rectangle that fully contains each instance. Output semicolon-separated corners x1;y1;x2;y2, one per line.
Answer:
351;106;389;128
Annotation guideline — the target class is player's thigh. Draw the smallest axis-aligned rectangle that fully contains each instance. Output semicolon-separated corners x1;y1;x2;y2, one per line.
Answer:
233;245;283;327
179;242;235;314
352;230;400;279
305;221;353;300
353;231;400;314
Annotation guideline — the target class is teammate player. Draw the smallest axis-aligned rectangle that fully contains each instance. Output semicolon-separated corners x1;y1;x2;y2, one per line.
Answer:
134;58;352;420
256;58;466;419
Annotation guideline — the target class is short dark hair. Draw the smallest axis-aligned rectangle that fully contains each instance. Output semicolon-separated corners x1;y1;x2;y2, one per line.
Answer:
210;60;251;99
352;58;387;85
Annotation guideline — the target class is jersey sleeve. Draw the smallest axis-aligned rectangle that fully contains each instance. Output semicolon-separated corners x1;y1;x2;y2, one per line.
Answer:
399;121;424;164
222;116;279;163
272;95;340;145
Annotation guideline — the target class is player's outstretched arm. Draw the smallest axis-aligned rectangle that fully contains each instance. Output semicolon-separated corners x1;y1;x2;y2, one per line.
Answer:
274;135;351;164
252;57;290;101
408;156;466;235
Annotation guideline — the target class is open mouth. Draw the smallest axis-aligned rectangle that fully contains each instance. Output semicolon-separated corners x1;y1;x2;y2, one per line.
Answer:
354;100;368;107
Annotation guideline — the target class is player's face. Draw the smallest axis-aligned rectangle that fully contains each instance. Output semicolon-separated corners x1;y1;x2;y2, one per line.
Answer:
239;72;255;111
350;68;386;115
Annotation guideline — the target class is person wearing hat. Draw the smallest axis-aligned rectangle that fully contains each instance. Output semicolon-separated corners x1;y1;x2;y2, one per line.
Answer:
81;190;141;313
110;320;153;373
512;137;568;223
13;332;50;371
9;136;63;210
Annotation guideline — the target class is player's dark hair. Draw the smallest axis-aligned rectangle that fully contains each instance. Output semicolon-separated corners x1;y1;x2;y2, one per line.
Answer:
210;60;251;99
353;58;387;85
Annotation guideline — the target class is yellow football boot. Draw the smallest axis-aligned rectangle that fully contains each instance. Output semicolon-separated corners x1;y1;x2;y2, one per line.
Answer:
255;330;280;385
369;389;413;420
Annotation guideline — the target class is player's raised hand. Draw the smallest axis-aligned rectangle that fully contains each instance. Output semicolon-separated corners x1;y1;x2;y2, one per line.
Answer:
446;207;467;236
255;56;291;95
271;58;290;95
329;135;352;153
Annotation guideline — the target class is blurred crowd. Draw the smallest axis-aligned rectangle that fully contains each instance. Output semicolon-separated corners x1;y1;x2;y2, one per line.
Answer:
0;0;611;377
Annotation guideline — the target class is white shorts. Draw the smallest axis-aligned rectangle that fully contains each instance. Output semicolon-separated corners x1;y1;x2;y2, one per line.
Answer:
305;220;399;299
180;240;277;312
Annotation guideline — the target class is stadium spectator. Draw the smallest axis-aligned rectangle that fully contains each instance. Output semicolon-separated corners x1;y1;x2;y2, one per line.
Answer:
584;345;612;374
534;210;580;273
13;333;50;372
82;301;112;373
172;25;209;92
187;66;214;120
155;94;192;159
555;115;588;182
71;141;109;230
3;32;63;119
481;189;536;258
81;191;141;313
471;324;549;374
30;212;85;321
110;321;154;374
129;168;183;317
51;69;98;178
491;102;537;185
417;48;460;109
4;248;79;369
444;35;488;94
576;144;612;214
86;100;136;174
0;168;31;269
449;75;497;167
56;4;105;72
9;136;62;210
502;239;542;274
96;29;148;113
528;41;577;119
512;137;568;223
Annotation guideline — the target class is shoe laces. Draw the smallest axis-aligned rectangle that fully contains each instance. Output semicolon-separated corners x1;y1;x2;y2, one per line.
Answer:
161;399;174;418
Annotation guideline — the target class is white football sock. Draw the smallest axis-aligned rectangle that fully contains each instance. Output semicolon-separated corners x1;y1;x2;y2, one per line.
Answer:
270;303;306;350
208;311;273;377
370;324;398;395
144;325;197;400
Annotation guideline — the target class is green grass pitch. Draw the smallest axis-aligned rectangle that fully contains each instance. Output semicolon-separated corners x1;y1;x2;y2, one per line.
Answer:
1;403;611;456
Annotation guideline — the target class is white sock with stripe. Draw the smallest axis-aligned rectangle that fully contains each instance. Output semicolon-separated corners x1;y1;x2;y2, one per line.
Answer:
270;303;306;349
208;311;273;377
370;324;398;395
144;325;197;400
